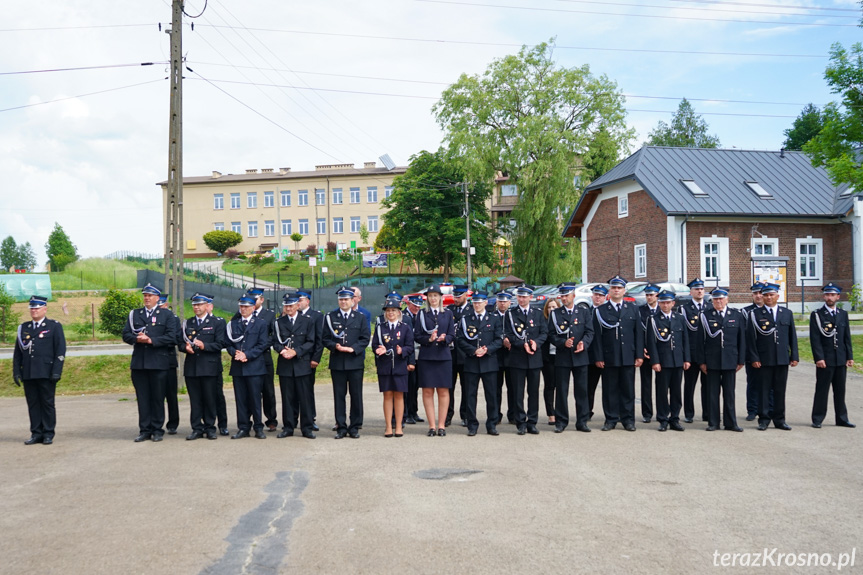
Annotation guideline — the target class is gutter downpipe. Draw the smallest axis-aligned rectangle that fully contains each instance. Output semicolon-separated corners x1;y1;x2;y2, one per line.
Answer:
679;213;690;284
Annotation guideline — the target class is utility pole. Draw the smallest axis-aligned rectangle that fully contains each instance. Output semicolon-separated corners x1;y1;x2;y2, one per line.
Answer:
165;0;184;320
463;182;472;286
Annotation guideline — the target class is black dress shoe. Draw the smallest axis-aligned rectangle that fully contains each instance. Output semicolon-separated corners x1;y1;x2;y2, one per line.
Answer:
517;427;526;435
404;416;416;425
167;428;178;435
775;422;792;431
624;423;636;432
334;431;347;439
706;425;717;431
254;430;267;439
437;428;446;437
277;429;294;438
348;430;360;439
133;433;151;443
152;434;164;442
467;429;477;437
444;417;453;427
684;418;693;423
745;414;757;421
727;426;744;432
670;422;684;432
527;425;539;435
601;423;616;431
219;428;229;436
186;432;204;440
554;426;565;433
811;422;822;428
24;436;44;445
658;422;668;432
206;432;218;440
642;417;651;424
231;430;250;439
757;422;768;431
332;424;339;431
427;428;437;437
312;423;320;432
487;427;500;436
460;419;467;427
576;425;591;433
302;431;316;439
267;424;278;432
42;437;53;445
837;421;856;428
414;415;425;423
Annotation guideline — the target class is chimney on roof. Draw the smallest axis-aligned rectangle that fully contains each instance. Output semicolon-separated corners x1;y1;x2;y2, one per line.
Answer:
211;171;222;179
364;161;376;169
279;167;291;175
261;168;274;174
246;169;258;174
780;148;785;158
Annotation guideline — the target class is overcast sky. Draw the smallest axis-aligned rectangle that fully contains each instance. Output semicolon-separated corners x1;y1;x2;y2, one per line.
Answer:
1;0;860;266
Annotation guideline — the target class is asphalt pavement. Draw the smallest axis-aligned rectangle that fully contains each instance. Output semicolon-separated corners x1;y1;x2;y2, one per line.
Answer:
1;363;861;574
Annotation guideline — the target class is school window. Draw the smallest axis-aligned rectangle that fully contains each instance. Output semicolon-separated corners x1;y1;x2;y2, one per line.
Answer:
230;193;241;209
634;244;647;278
367;215;379;232
350;187;361;204
231;222;241;234
247;192;257;209
751;238;778;257
501;184;518;197
796;237;823;285
281;220;291;235
350;216;361;233
618;194;629;218
264;191;274;208
385;186;394;199
332;188;343;204
316;218;326;235
298;219;309;235
298;190;309;206
213;194;224;210
280;190;291;207
248;221;258;237
264;220;275;237
214;222;225;231
333;217;344;234
316;189;326;206
699;236;729;286
367;187;378;203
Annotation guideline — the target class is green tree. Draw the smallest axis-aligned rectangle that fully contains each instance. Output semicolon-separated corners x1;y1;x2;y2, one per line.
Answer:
290;232;304;251
202;230;242;254
382;149;493;281
581;125;626;186
804;43;863;189
373;224;398;252
783;103;824;150
359;224;370;247
98;289;142;336
45;223;78;272
0;283;18;343
0;236;18;270
16;242;36;271
434;41;633;284
647;98;720;148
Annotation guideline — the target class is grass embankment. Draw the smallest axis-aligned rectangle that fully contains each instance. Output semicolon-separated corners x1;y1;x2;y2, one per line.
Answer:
0;348;379;397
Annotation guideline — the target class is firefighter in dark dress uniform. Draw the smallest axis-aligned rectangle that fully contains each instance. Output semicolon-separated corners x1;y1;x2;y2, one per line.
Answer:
493;291;514;425
457;292;504;436
247;288;278;432
742;282;768;421
679;278;712;423
158;293;181;435
122;283;178;442
645;290;689;431
402;295;424;424
593;275;644;431
206;300;230;435
638;284;661;423
747;283;798;431
447;285;471;427
273;293;318;439
323;287;371;439
699;288;745;432
587;284;608;419
226;294;271;439
13;296;66;445
504;285;548;435
297;291;322;432
810;283;855;429
179;292;226;440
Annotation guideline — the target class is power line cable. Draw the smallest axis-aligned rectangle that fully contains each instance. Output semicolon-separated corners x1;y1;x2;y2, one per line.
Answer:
0;78;164;114
663;0;859;12
551;0;858;19
0;62;167;76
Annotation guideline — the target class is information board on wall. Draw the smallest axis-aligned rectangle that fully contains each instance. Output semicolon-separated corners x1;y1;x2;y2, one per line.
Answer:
752;258;788;304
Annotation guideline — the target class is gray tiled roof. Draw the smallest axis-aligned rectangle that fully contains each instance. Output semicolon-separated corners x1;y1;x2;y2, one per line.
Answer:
584;146;854;217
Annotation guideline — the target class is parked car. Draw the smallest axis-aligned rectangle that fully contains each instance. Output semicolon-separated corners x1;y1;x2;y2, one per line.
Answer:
623;281;713;307
501;285;551;309
572;282;609;309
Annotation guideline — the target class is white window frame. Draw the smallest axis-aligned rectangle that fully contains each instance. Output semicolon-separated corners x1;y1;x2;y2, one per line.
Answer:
281;220;291;235
298;190;309;206
350;188;361;204
298;219;309;235
248;221;258;238
751;237;778;257
214;222;225;231
231;221;241;234
796;237;823;286
264;220;275;237
316;218;326;235
333;217;344;234
280;190;291;207
618;194;629;218
332;188;343;204
367;187;378;203
500;184;518;197
699;236;730;287
247;192;258;209
315;189;326;206
264;191;274;208
213;194;224;210
367;215;379;233
350;216;361;233
230;193;241;210
634;244;647;278
385;186;394;199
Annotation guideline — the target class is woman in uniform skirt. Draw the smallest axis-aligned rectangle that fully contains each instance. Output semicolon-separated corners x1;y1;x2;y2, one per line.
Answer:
414;285;456;436
541;298;560;426
374;297;415;437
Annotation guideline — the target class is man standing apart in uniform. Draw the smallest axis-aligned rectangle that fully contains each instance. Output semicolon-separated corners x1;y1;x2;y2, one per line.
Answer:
122;283;178;442
747;283;798;431
324;287;371;439
594;276;644;431
505;285;548;435
645;290;688;431
638;284;660;423
699;288;745;432
13;296;66;445
180;293;226;440
810;283;855;429
457;292;503;436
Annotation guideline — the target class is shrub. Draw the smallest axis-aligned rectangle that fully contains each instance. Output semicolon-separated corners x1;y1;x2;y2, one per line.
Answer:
326;241;337;254
99;289;142;336
202;230;243;254
338;250;353;262
0;283;18;343
305;244;318;256
224;248;239;260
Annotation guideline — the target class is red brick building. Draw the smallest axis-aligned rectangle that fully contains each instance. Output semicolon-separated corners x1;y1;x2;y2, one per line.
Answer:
563;146;860;309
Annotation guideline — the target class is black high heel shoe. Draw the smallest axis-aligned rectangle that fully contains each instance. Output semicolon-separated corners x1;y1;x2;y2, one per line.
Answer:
437;428;446;437
427;428;436;437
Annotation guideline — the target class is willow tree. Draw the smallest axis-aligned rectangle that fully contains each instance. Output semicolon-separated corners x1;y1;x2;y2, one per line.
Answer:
434;41;632;284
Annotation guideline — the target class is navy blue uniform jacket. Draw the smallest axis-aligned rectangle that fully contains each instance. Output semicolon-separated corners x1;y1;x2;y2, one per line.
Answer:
548;306;594;368
746;306;798;366
645;312;690;368
273;313;316;377
179;314;227;378
226;314;271;377
414;308;455;362
457;311;503;374
372;320;415;376
699;308;746;370
592;301;644;367
122;307;179;370
809;306;852;367
322;309;371;371
13;318;66;381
